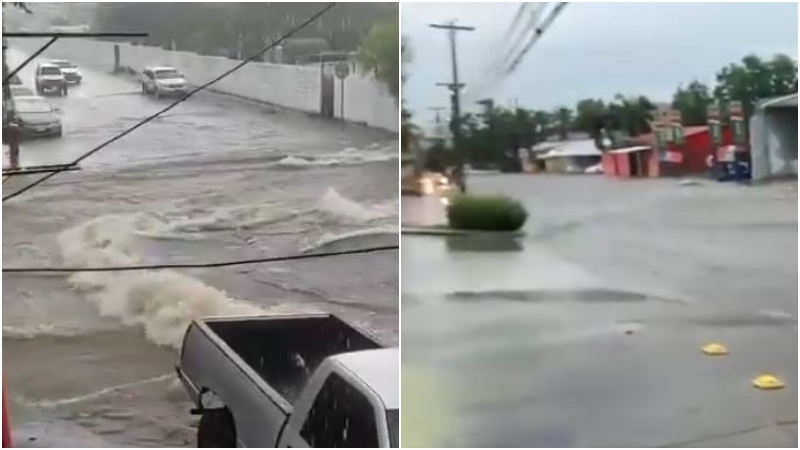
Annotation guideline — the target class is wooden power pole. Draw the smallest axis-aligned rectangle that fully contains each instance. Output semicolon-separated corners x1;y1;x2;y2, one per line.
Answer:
430;20;474;193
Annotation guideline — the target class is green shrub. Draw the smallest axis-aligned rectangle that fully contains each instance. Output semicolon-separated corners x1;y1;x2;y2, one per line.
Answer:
446;194;528;231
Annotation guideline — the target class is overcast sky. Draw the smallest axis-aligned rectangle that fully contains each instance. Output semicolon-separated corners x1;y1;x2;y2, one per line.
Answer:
402;2;798;125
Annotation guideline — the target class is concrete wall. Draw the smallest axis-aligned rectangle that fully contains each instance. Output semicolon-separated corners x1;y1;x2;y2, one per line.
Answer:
334;70;397;131
13;38;398;132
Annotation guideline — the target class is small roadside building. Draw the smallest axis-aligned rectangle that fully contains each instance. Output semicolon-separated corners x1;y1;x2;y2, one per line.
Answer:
749;93;798;181
602;146;655;177
608;125;735;178
537;139;602;173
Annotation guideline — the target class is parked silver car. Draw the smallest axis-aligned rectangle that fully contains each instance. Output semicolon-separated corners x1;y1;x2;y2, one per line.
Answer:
13;96;62;138
141;66;187;98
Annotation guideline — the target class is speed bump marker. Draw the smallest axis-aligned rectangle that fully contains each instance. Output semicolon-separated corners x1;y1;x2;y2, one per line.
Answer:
752;374;785;390
701;343;729;356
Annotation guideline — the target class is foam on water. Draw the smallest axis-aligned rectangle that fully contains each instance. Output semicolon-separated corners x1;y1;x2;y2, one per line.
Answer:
277;145;397;168
56;213;308;348
43;187;392;347
316;188;395;223
303;226;399;252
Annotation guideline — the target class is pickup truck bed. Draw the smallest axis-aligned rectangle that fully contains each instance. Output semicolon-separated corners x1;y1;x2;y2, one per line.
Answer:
205;314;381;404
178;313;383;411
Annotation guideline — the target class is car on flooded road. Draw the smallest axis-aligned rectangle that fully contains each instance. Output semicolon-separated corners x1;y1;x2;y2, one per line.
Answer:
141;66;187;98
34;63;68;96
13;95;62;138
49;59;82;84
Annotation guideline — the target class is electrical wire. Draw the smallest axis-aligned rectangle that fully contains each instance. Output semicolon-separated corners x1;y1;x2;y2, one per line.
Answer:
463;2;547;102
499;2;548;68
3;244;398;274
503;2;568;76
2;2;336;203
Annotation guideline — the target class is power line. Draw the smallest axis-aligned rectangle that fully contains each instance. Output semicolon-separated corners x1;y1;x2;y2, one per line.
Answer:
2;2;337;203
500;2;549;69
503;2;568;76
3;244;398;274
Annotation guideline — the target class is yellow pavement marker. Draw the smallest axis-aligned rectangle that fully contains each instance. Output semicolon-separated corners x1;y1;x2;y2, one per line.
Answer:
752;374;785;390
701;342;729;356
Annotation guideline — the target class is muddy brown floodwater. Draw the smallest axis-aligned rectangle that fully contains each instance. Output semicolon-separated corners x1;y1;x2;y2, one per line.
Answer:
3;48;398;447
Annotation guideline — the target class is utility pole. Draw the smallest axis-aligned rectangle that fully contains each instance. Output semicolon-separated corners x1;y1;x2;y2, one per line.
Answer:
428;106;446;125
430;20;474;193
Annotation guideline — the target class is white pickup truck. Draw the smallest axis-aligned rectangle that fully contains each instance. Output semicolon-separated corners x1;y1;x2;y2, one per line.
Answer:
177;313;398;448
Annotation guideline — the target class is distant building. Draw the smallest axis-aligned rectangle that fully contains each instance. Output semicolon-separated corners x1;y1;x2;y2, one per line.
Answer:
604;126;735;178
535;139;602;173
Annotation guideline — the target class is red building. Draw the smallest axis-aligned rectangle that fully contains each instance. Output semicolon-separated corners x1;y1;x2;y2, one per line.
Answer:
603;125;735;178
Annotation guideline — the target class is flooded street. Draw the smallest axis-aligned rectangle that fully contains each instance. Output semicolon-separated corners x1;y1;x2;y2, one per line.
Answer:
3;48;398;447
402;175;797;447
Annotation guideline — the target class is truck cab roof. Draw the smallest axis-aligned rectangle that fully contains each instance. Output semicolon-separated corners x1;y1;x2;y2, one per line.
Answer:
330;348;399;410
145;66;179;72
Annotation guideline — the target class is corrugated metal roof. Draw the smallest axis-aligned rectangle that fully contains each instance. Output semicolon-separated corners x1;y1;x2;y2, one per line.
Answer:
608;145;651;154
539;139;601;159
759;93;798;109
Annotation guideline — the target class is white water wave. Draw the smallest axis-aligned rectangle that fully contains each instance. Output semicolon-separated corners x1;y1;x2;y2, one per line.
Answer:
316;188;397;223
278;146;397;168
56;213;314;348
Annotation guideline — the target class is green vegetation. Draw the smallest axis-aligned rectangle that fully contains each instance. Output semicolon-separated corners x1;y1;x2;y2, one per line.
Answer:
357;17;400;97
91;3;398;62
447;195;528;232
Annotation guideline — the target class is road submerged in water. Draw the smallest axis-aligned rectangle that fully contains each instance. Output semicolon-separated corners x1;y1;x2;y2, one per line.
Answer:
402;175;797;448
3;48;398;447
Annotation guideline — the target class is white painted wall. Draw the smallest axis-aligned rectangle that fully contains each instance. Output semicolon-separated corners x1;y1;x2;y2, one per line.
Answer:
14;38;397;132
335;70;398;132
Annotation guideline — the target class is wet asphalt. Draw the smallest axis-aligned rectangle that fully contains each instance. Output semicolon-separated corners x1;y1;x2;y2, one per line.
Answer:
402;174;797;447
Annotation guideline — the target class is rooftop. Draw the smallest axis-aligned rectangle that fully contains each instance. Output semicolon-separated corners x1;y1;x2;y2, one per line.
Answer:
539;139;601;159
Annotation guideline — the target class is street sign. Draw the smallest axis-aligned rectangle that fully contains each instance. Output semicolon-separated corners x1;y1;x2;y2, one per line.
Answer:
334;61;350;79
710;123;723;145
668;109;684;145
672;124;685;145
728;100;744;120
707;103;721;121
654;126;669;149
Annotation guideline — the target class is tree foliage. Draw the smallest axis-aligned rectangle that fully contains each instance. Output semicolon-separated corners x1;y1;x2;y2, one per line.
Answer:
92;3;397;59
672;80;712;126
357;16;400;96
713;54;797;117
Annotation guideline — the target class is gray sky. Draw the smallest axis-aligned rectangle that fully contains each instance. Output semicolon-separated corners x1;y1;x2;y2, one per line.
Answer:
402;2;798;125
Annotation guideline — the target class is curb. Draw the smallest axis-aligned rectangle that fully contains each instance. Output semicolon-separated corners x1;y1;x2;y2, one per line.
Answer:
401;227;526;238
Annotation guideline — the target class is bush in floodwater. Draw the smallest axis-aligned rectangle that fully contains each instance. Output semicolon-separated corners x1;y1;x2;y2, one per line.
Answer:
446;194;528;231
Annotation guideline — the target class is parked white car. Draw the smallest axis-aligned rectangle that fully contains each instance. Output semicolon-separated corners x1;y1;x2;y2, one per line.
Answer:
141;66;187;98
34;63;68;96
49;59;82;84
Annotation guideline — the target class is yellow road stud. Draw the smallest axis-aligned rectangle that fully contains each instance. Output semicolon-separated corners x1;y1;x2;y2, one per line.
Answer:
701;343;729;356
752;374;785;390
